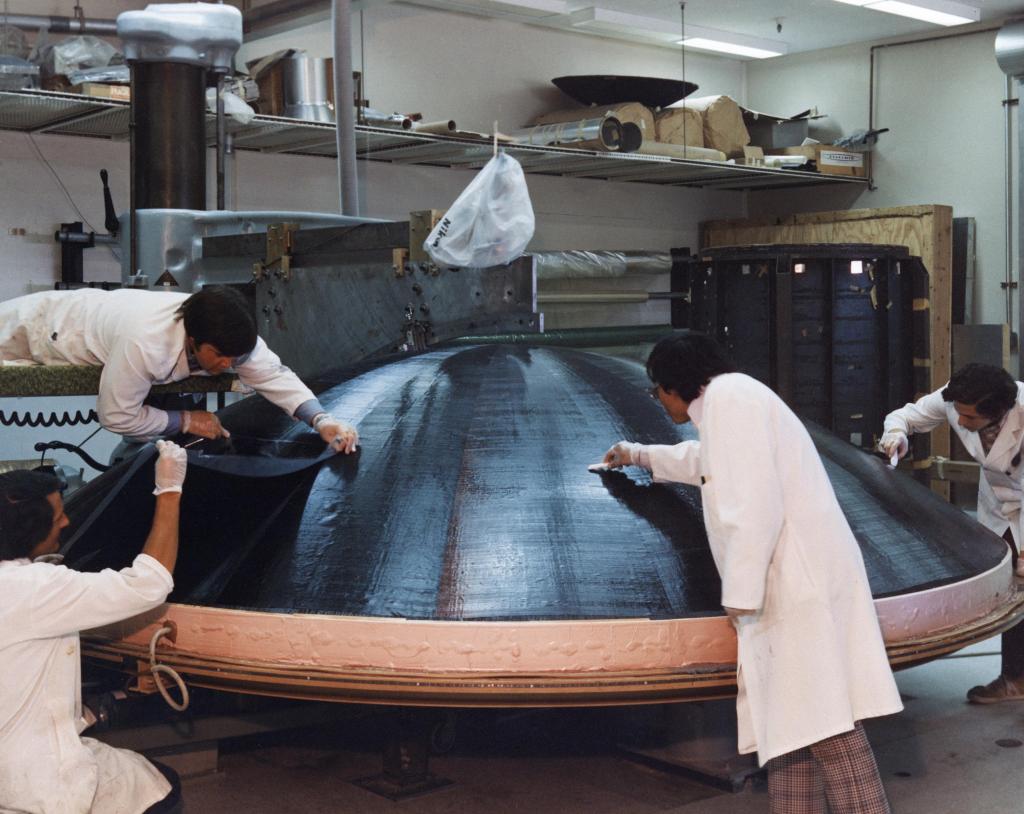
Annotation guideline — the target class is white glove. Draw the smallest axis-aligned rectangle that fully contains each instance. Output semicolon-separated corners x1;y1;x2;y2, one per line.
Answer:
603;441;645;469
153;439;188;495
312;413;359;454
878;430;909;461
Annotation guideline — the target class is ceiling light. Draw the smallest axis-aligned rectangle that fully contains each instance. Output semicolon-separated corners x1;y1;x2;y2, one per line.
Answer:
833;0;979;26
569;7;677;39
676;24;787;59
474;0;568;16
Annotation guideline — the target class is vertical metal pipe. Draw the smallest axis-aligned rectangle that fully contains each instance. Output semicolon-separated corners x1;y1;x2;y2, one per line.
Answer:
1018;74;1024;378
129;64;138;279
224;131;235;210
216;75;227;211
332;0;359;216
1007;75;1014;331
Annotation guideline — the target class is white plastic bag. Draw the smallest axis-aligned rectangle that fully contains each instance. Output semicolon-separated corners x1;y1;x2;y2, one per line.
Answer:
205;87;256;125
424;152;535;268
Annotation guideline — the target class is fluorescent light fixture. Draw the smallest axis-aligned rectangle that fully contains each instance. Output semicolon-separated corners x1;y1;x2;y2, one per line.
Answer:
794;263;806;274
569;7;676;39
419;0;567;17
435;0;568;16
475;0;568;16
676;24;787;59
833;0;979;26
850;260;864;275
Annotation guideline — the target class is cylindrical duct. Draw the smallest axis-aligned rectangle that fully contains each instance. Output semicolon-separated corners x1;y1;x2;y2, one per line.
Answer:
996;19;1024;78
2;13;117;34
131;62;206;210
283;55;334;123
508;117;623;151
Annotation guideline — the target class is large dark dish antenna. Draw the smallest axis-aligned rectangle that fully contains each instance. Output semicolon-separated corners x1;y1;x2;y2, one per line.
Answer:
551;75;698;108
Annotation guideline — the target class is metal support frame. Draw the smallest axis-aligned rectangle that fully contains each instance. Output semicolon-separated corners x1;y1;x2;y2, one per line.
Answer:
202;220;539;381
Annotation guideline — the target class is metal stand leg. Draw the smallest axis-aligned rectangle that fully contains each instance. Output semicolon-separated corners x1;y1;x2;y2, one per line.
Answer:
617;700;762;792
352;709;454;800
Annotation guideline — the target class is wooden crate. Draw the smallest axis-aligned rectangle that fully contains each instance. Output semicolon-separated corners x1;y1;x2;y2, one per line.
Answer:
700;205;954;496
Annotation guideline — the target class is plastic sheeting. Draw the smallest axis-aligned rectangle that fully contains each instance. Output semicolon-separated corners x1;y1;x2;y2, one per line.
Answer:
533;251;672;280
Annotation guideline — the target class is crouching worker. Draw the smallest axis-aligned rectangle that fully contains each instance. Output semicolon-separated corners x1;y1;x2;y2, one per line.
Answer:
880;362;1024;703
0;441;188;813
603;332;903;814
0;286;357;453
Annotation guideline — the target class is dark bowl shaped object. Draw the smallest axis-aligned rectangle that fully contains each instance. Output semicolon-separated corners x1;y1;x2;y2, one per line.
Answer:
552;75;699;108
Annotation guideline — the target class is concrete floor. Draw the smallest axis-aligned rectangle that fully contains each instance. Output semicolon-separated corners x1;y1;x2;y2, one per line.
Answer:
161;637;1023;813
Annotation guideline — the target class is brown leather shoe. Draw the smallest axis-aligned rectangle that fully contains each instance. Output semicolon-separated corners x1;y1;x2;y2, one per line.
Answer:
966;674;1024;704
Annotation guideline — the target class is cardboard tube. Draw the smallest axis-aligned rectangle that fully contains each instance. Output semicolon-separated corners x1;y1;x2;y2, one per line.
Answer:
636;140;726;161
413;120;457;134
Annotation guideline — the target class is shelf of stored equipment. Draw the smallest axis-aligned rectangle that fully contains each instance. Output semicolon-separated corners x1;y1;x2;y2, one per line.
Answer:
0;89;869;192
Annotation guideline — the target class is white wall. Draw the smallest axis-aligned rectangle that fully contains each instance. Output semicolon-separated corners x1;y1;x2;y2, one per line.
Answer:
746;28;1015;336
238;2;746;134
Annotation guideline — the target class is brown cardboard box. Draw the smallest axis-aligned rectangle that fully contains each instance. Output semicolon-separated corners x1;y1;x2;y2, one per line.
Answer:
41;74;72;93
653;106;703;147
80;82;130;102
768;145;866;177
533;102;656;143
679;95;749;155
247;50;292;116
734;145;765;166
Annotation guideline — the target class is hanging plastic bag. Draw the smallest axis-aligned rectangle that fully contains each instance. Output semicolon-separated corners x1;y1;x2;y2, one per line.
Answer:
424;152;535;268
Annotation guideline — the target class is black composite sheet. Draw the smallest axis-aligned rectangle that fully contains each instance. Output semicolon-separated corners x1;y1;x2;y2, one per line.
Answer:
62;344;1007;621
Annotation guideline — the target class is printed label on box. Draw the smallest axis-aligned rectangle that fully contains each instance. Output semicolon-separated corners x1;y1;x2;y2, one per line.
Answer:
818;150;863;168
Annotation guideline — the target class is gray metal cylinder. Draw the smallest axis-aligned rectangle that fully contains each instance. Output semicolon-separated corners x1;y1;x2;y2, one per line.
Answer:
1;13;117;34
283;54;334;123
508;117;624;151
996;18;1024;78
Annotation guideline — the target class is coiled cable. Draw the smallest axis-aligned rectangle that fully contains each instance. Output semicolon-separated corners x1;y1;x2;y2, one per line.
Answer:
0;409;97;428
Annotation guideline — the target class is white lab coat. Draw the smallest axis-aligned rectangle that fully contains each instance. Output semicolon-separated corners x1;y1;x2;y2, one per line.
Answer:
884;382;1024;550
644;373;902;765
0;289;316;438
0;554;174;814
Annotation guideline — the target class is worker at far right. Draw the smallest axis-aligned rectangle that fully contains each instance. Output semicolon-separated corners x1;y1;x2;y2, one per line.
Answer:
880;362;1024;704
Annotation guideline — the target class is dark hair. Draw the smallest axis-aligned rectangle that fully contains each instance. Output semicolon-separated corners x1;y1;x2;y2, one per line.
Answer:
941;363;1018;419
0;470;61;560
175;285;257;358
646;331;737;401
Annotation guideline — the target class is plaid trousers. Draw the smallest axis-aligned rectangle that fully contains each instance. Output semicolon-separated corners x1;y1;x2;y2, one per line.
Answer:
766;722;891;814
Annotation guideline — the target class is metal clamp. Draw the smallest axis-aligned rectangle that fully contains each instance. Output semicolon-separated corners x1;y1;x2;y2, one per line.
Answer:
252;223;299;282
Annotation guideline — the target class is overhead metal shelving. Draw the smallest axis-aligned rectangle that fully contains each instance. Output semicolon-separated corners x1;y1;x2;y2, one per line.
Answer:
0;89;868;192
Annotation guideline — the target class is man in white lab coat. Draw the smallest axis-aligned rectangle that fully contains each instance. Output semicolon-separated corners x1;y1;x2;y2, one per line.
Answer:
603;332;902;814
0;286;358;454
0;441;187;813
881;362;1024;703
